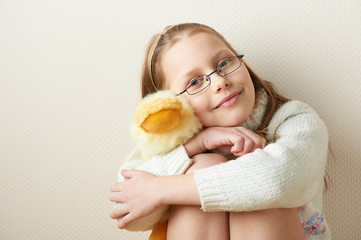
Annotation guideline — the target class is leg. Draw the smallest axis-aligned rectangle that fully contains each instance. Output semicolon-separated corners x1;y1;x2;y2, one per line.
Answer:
167;153;230;240
230;208;305;240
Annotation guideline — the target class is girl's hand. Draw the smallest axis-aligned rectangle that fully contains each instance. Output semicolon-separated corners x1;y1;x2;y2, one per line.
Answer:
109;170;162;229
185;126;266;157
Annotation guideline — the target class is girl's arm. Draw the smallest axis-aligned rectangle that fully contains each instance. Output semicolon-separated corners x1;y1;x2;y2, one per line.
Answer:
119;146;192;179
118;123;262;179
110;170;200;229
111;101;328;228
193;100;328;212
111;126;264;230
112;146;193;231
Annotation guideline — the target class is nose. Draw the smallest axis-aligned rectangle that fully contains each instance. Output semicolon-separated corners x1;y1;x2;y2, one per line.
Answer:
211;74;230;93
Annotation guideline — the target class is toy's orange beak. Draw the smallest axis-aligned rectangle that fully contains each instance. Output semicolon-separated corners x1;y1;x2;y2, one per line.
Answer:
134;97;183;134
141;109;181;134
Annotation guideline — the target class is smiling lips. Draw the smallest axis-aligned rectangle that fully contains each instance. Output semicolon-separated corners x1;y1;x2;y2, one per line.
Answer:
215;91;242;109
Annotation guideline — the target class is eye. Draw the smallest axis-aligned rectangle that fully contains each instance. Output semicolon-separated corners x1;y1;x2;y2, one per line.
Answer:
187;76;204;89
217;58;232;70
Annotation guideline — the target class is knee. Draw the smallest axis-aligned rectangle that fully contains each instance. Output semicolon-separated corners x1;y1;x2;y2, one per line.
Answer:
186;153;228;174
230;208;304;240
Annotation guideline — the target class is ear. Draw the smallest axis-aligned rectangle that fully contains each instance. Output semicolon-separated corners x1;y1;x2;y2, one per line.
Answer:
141;108;181;134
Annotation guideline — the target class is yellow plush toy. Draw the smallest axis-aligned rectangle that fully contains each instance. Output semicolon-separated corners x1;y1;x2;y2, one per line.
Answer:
130;90;202;160
130;90;202;240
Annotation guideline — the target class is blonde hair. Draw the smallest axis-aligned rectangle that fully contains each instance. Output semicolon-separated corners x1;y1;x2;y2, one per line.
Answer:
141;22;289;132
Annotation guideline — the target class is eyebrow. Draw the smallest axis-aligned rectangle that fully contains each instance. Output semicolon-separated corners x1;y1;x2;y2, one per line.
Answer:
178;49;231;84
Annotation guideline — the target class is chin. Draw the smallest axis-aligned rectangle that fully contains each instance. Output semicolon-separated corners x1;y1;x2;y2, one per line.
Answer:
200;109;251;127
210;116;247;127
225;111;250;126
226;118;247;127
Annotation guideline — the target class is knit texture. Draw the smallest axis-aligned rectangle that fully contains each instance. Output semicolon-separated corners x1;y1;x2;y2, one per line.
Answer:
194;99;330;239
239;88;268;131
117;92;331;239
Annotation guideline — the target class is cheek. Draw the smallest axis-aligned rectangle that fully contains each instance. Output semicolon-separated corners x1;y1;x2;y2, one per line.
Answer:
185;95;210;124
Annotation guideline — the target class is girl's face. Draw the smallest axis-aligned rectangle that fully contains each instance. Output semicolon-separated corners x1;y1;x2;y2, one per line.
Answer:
161;32;255;127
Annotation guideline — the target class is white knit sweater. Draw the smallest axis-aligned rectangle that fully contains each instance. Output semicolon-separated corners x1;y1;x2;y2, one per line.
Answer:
117;92;331;239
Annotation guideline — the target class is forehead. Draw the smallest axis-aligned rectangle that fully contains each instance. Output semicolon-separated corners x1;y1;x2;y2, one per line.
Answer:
164;32;229;62
161;32;232;88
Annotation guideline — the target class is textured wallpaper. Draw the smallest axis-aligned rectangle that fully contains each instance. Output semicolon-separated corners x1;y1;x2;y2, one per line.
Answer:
0;0;360;239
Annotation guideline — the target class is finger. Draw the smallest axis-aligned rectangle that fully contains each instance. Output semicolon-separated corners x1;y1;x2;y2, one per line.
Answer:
118;211;143;229
248;136;263;152
110;182;122;192
243;138;254;155
108;192;125;202
230;138;244;155
233;137;263;157
235;127;263;150
121;169;138;179
233;151;244;157
117;212;134;229
110;204;128;219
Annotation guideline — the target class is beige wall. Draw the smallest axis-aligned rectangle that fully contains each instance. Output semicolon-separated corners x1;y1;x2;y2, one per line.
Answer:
1;0;360;239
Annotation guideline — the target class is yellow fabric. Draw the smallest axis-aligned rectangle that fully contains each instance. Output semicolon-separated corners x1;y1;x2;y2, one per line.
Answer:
141;109;181;134
134;98;182;127
148;220;168;240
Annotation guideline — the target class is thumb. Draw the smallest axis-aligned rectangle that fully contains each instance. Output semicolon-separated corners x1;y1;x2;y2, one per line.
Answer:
121;169;137;179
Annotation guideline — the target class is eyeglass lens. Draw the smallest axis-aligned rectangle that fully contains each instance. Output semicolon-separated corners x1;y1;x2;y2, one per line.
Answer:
186;56;241;95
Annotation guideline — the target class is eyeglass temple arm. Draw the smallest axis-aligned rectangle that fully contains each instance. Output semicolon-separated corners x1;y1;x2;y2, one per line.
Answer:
176;89;187;96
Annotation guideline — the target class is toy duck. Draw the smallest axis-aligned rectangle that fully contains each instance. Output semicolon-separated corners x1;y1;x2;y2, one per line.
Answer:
130;90;202;160
130;90;202;240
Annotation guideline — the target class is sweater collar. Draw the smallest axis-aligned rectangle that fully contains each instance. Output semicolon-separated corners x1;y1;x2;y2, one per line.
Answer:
239;88;268;131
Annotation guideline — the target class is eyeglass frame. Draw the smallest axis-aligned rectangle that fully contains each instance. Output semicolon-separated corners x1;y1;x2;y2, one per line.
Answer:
176;54;244;96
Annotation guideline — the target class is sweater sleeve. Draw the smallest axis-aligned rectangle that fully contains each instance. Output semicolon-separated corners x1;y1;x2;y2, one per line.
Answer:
117;145;193;179
193;101;329;212
116;145;193;231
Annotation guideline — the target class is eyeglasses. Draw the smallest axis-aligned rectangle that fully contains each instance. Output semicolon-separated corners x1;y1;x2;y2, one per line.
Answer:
177;55;244;96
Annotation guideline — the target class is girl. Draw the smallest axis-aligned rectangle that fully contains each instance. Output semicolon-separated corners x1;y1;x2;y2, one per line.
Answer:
109;23;331;240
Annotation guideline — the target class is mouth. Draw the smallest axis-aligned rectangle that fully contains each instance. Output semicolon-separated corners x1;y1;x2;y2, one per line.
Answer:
215;90;242;109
